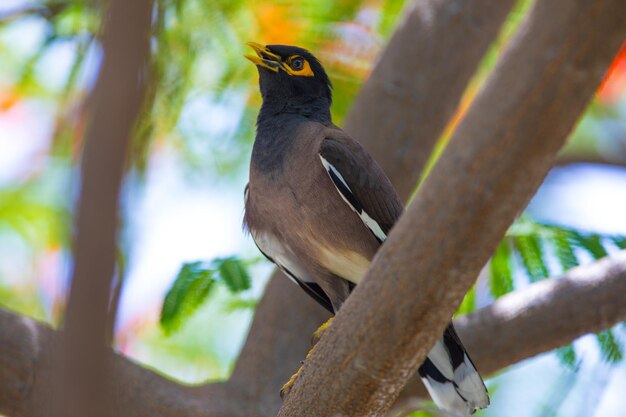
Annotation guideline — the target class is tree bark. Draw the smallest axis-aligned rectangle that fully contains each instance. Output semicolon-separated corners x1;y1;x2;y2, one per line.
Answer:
276;0;626;415
2;252;626;417
47;1;153;417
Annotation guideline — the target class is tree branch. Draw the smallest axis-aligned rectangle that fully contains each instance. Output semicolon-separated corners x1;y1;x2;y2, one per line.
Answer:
277;0;626;415
2;252;626;417
48;1;153;417
0;307;245;417
229;0;517;409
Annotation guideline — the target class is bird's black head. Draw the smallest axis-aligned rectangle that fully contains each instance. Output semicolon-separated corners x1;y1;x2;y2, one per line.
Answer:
245;43;332;119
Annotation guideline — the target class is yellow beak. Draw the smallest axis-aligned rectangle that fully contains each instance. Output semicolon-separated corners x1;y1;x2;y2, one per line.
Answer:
244;42;282;72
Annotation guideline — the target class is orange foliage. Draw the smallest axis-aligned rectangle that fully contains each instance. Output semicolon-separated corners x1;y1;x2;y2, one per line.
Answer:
252;4;301;45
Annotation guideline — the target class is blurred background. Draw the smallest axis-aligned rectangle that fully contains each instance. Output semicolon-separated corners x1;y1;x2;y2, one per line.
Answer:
0;0;625;416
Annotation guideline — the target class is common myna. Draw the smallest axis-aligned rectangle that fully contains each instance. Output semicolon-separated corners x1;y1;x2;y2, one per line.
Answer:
243;43;489;417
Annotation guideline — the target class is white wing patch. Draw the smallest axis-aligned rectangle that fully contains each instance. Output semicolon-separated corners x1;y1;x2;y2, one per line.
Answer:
319;155;387;242
320;155;350;192
361;211;386;242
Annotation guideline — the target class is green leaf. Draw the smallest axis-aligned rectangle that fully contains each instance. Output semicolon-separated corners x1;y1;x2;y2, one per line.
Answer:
555;345;577;369
596;329;624;364
552;229;579;272
489;240;514;298
160;262;217;334
213;257;251;293
159;256;254;334
570;233;609;260
611;236;626;250
514;235;550;282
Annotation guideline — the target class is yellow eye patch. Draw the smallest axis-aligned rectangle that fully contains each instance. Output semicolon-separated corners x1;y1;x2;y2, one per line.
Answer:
283;55;315;77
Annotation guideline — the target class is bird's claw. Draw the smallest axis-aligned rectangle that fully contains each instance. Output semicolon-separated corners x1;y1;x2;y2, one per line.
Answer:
311;317;334;345
281;318;334;400
280;366;302;400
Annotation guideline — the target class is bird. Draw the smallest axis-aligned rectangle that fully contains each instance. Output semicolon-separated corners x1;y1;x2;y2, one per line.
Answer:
243;42;490;417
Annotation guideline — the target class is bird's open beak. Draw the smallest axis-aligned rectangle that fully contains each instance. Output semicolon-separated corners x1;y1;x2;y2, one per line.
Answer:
244;42;282;72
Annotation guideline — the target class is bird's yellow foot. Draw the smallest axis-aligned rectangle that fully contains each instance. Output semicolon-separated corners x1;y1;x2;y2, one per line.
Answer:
280;365;302;399
281;319;333;400
311;317;334;345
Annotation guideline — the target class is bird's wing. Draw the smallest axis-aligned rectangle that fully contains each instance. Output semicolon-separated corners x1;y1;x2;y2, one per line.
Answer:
318;133;403;242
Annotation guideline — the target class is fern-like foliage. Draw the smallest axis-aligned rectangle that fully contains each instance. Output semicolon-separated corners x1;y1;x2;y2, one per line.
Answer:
160;257;252;334
493;217;624;292
555;345;578;370
612;236;626;250
489;241;514;297
487;216;626;368
596;329;624;363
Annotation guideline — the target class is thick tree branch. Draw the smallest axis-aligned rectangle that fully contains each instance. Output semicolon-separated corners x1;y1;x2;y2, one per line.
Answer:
277;0;626;416
49;1;153;417
2;252;626;417
0;307;244;417
229;0;517;409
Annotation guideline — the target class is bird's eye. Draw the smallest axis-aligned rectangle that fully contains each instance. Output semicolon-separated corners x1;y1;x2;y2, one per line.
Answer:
291;58;305;71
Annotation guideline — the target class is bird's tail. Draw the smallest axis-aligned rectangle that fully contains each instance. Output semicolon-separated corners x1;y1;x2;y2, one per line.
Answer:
418;324;489;417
